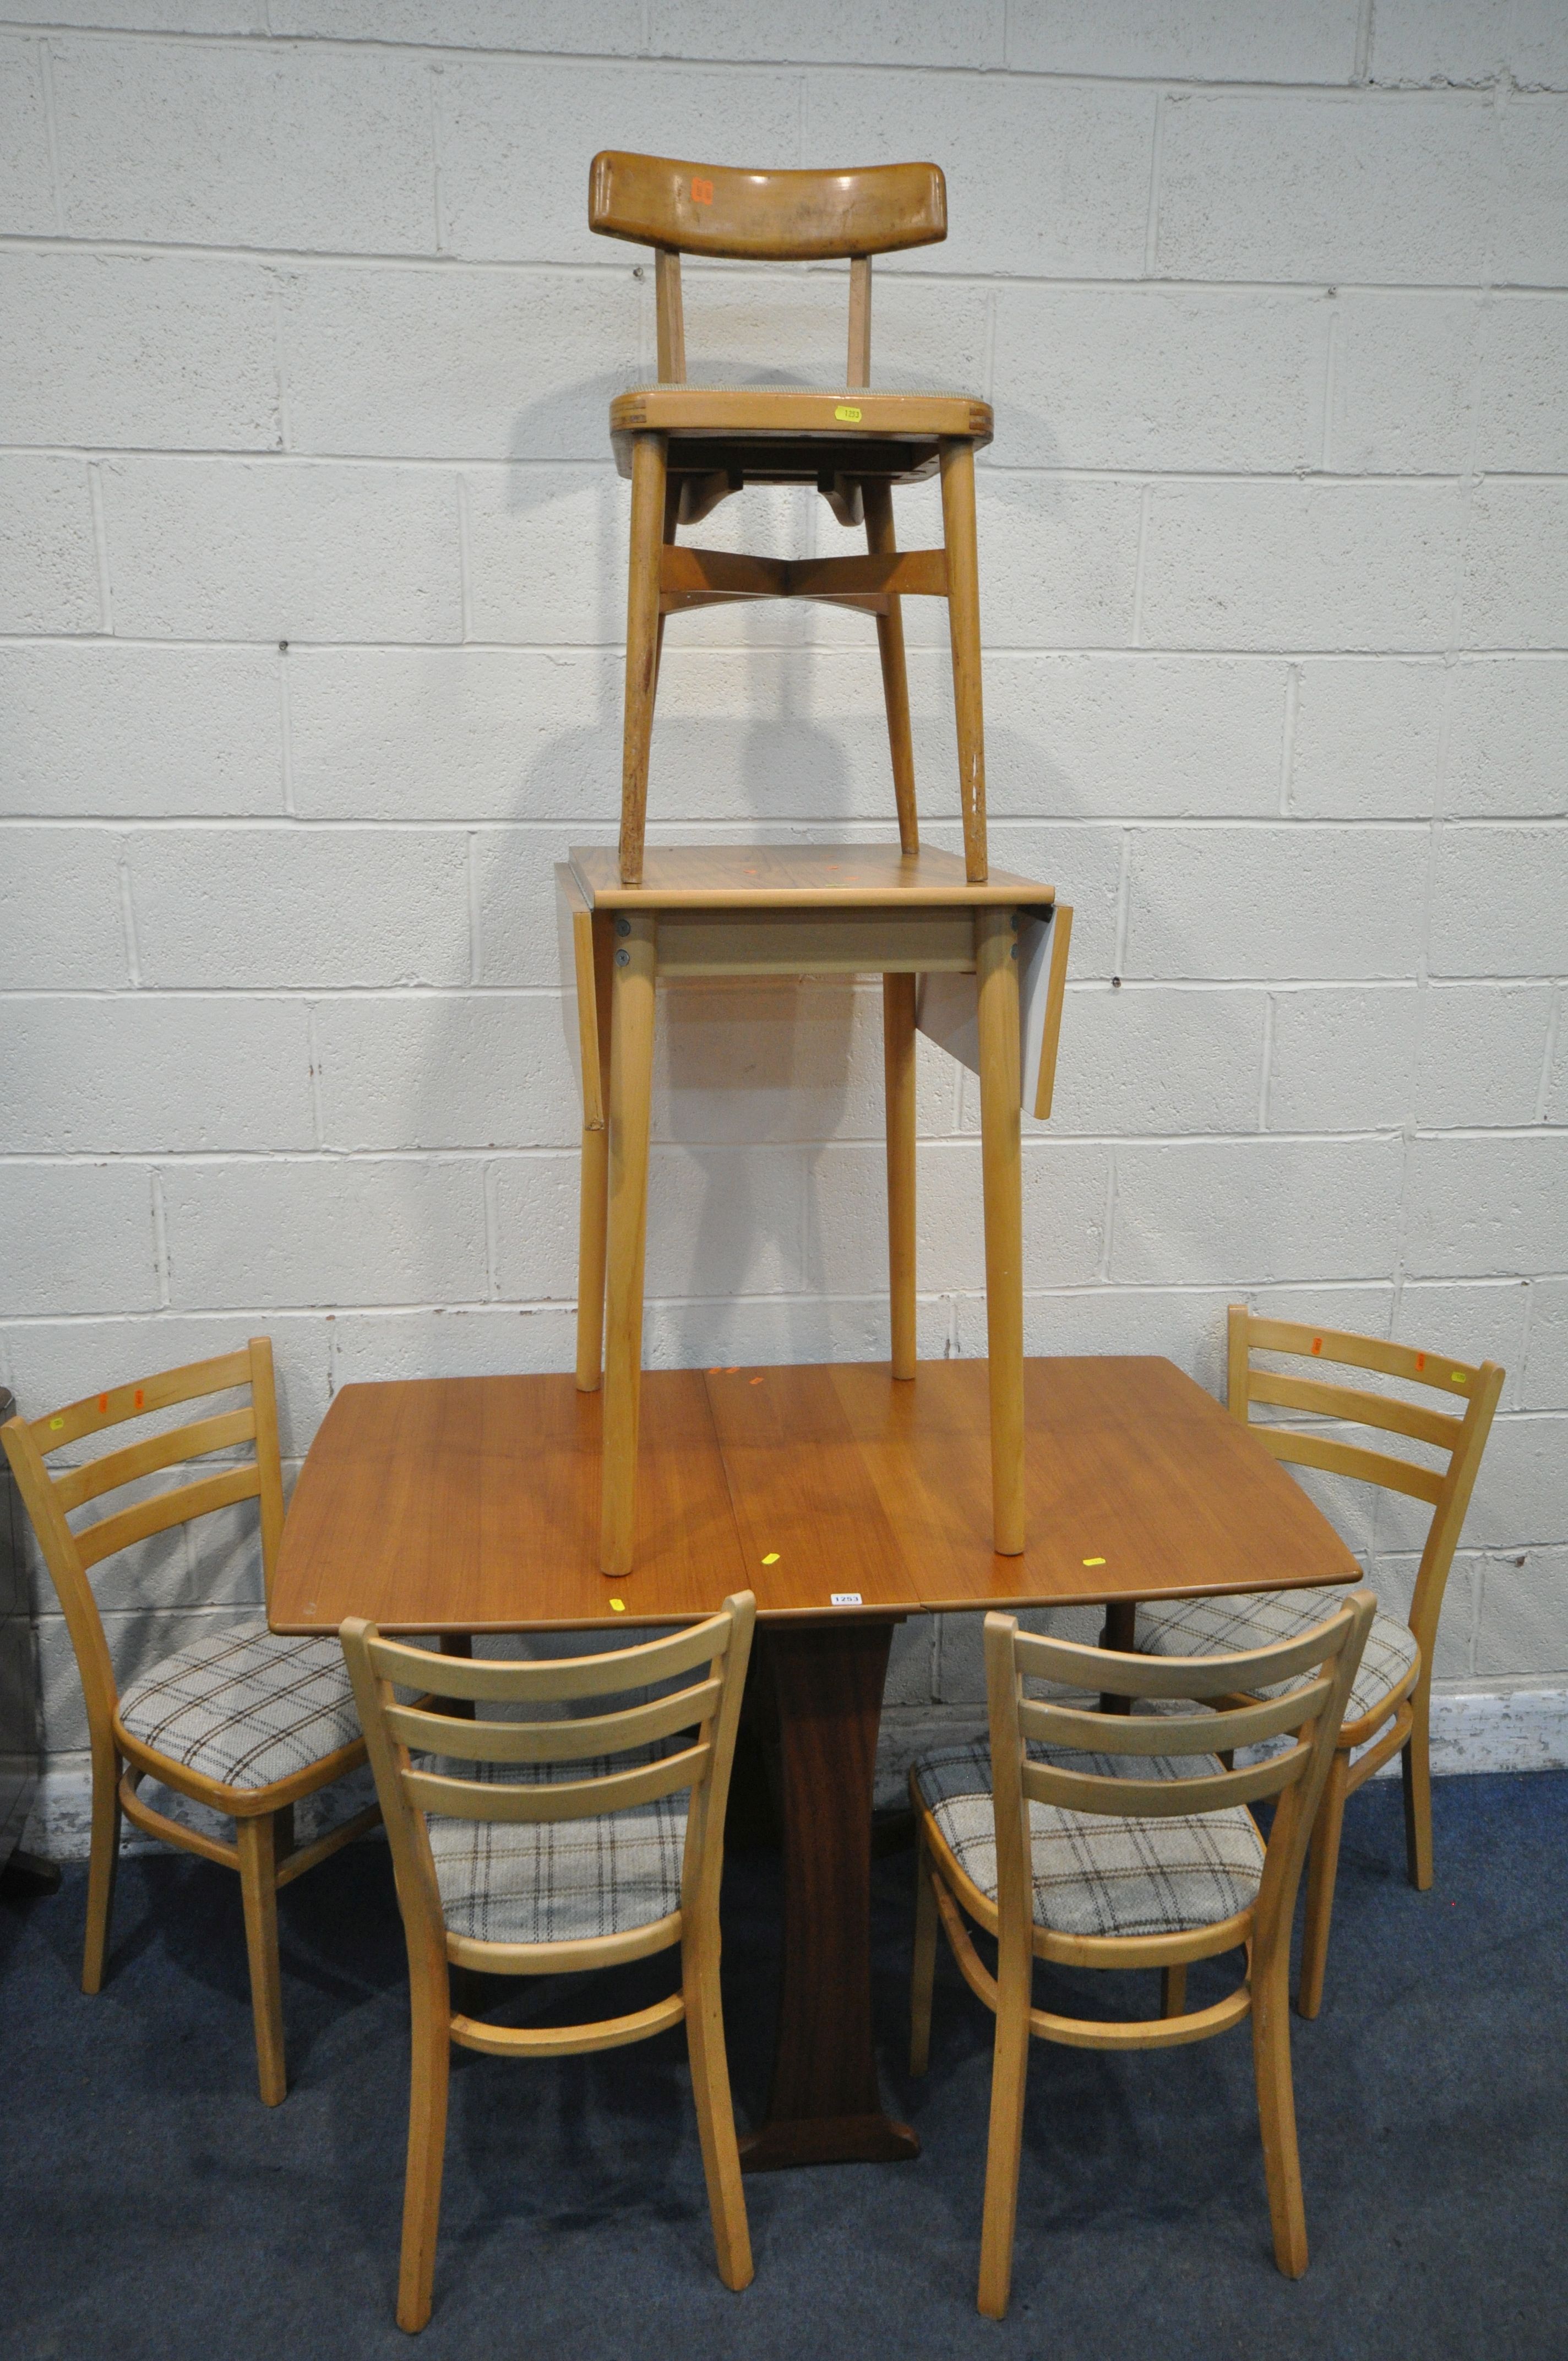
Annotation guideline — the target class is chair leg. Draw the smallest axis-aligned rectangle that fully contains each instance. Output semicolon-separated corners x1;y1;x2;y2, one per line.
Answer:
600;908;658;1577
882;971;918;1384
81;1744;122;1995
398;1972;453;2333
1161;1963;1188;2018
863;480;918;855
939;438;987;885
683;1942;754;2293
910;1821;939;2076
1402;1687;1434;1892
1251;1940;1308;2278
1296;1745;1351;2022
976;1940;1031;2320
235;1810;287;2107
618;430;668;888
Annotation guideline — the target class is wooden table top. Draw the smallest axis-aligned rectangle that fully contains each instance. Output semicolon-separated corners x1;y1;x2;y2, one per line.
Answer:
568;842;1056;912
270;1358;1358;1636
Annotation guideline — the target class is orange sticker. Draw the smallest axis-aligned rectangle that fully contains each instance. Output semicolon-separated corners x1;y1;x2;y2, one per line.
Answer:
1311;1337;1322;1354
725;1366;739;1374
134;1388;144;1408
1416;1352;1427;1370
749;1375;764;1386
97;1395;108;1413
691;177;714;205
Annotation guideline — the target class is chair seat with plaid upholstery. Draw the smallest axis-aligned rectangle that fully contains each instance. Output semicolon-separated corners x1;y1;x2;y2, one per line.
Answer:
913;1733;1265;1943
116;1617;363;1791
1135;1587;1419;1728
424;1746;687;1946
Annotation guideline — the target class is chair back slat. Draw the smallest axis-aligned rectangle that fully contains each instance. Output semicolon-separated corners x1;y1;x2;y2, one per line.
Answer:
54;1405;258;1515
1020;1743;1309;1821
384;1677;721;1765
365;1614;733;1703
1012;1611;1354;1701
1228;1304;1506;1685
1247;1369;1463;1454
405;1742;710;1827
589;152;946;261
1243;1315;1483;1398
32;1349;254;1454
1253;1424;1445;1504
1017;1679;1331;1761
75;1462;260;1569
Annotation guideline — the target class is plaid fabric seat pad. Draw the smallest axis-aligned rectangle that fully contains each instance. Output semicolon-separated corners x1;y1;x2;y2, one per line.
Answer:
914;1737;1264;1942
117;1618;361;1791
1134;1587;1418;1724
424;1745;687;1946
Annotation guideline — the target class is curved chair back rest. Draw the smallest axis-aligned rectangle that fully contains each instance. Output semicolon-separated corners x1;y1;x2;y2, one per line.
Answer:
983;1591;1376;1963
590;153;945;260
341;1596;756;1959
0;1340;285;1756
589;151;946;387
1227;1304;1504;1680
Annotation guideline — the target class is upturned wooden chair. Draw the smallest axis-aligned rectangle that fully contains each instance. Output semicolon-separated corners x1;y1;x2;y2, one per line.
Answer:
910;1592;1375;2316
1134;1307;1504;2016
341;1593;756;2333
589;151;994;886
0;1341;377;2103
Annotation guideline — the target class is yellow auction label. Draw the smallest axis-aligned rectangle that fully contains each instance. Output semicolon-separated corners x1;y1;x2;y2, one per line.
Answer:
834;404;862;422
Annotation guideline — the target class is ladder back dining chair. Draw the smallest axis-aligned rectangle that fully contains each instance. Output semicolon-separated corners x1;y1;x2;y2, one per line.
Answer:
340;1592;756;2333
910;1592;1375;2316
0;1340;377;2104
589;151;994;886
1134;1305;1504;2016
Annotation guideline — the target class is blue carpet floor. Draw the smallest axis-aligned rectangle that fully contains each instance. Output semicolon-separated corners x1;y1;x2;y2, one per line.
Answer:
2;1769;1565;2361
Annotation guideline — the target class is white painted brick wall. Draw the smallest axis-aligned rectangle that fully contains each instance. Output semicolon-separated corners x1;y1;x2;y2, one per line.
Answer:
3;5;1565;1845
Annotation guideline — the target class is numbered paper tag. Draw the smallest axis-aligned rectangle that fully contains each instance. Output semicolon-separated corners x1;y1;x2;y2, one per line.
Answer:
831;1592;863;1607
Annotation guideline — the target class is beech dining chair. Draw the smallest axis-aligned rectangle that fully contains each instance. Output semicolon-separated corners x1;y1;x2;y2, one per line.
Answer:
341;1593;756;2333
588;150;994;886
0;1340;376;2103
1134;1306;1504;2015
909;1592;1375;2316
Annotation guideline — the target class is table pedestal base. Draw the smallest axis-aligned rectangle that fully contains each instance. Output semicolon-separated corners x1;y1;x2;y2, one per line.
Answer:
739;1617;918;2172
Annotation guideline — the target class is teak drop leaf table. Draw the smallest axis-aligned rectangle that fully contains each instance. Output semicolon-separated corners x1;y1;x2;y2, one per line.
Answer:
559;842;1069;1577
271;1355;1358;2173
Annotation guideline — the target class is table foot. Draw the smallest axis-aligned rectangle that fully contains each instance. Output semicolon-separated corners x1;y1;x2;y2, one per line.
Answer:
740;2113;919;2173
